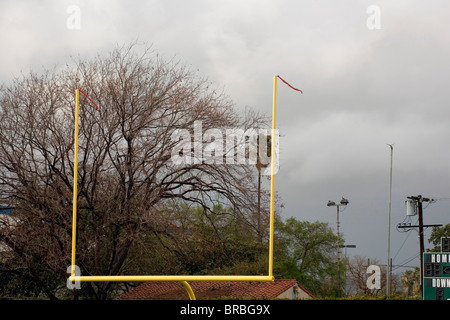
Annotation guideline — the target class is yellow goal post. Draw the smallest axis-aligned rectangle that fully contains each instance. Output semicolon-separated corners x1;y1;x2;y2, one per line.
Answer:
68;75;301;298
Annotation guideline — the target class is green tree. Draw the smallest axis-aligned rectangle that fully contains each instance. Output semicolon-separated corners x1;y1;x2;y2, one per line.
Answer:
401;267;421;297
428;224;450;252
274;217;339;296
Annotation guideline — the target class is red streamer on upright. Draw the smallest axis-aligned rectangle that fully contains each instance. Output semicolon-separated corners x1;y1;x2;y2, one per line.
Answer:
277;75;303;93
79;89;99;110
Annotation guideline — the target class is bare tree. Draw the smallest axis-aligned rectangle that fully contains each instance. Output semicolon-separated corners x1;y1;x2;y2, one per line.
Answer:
345;255;385;296
345;255;405;297
0;44;268;299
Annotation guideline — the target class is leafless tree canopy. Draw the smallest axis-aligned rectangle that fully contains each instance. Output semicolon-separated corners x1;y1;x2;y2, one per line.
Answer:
0;44;268;299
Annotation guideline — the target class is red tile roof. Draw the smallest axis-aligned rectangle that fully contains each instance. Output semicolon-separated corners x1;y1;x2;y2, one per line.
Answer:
117;279;313;300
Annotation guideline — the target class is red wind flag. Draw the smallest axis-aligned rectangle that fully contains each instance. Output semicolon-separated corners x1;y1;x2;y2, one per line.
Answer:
277;75;302;93
79;89;99;110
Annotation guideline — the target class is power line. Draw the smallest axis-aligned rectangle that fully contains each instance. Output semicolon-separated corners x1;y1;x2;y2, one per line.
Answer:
392;229;413;261
392;253;420;272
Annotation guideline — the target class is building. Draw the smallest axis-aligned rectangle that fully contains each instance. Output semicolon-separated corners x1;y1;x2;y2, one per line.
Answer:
118;279;313;300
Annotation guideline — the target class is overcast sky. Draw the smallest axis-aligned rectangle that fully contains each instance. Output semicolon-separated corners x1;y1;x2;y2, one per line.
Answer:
1;0;450;274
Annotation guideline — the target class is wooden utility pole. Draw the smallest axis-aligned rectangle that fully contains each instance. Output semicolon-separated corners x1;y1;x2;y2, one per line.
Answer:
399;196;442;298
407;195;430;296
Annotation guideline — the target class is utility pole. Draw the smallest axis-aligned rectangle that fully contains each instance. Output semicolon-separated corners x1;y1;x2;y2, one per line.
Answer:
417;196;427;297
398;195;442;298
406;195;430;297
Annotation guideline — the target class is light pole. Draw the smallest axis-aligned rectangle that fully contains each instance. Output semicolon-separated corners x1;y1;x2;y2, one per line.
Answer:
341;244;356;296
327;197;349;297
387;144;393;298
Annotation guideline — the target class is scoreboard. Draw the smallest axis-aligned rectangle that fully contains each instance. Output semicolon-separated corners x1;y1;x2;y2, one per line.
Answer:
423;238;450;300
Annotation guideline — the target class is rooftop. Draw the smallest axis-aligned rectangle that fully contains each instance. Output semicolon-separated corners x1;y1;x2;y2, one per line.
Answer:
118;279;313;300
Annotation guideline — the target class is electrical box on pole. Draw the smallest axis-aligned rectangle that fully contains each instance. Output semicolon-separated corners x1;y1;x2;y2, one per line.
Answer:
406;199;417;216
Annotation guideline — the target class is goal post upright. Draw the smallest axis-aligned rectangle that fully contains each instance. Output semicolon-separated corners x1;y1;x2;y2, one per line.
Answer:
70;89;80;278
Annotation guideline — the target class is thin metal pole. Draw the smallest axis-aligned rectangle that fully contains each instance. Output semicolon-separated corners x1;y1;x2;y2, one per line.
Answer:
336;205;341;297
327;200;347;297
268;76;277;278
387;144;393;298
